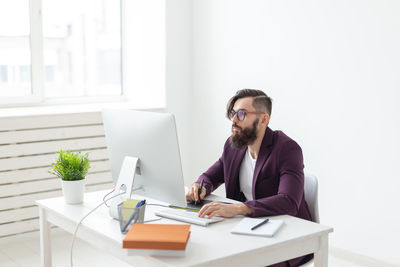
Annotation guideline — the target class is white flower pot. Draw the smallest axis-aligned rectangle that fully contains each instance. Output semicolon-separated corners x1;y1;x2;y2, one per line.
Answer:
61;179;85;204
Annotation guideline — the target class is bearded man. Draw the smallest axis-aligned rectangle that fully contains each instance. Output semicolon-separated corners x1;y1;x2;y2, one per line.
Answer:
186;89;313;267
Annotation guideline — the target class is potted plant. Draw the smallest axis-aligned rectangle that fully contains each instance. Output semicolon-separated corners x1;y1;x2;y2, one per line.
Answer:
49;150;90;204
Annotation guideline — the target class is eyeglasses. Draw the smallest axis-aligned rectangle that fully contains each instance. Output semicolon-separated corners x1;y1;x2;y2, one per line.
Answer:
229;109;265;121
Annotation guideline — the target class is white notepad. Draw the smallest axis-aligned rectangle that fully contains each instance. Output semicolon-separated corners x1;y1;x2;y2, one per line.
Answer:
231;218;284;237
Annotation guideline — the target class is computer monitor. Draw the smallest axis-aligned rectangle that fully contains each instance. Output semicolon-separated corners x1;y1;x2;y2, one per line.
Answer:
102;109;187;217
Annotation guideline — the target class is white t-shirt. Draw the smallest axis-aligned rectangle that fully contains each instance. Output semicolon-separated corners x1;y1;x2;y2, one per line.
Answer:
239;149;257;201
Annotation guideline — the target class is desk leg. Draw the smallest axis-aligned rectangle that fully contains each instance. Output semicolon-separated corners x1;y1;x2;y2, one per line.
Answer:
39;207;52;267
314;234;328;267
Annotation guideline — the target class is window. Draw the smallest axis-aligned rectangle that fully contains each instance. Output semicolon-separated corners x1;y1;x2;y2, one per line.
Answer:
0;0;32;98
42;0;121;98
0;0;123;105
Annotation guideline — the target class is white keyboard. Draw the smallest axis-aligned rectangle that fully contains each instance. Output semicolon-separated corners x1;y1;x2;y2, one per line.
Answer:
154;208;224;226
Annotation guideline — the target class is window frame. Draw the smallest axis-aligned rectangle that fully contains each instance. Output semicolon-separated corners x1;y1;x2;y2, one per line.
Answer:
0;0;126;108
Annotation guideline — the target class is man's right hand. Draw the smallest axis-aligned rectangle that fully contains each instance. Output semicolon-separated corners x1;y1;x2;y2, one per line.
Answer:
186;183;206;203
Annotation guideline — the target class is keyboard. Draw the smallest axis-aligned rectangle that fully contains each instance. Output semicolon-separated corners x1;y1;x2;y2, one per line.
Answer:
154;208;224;226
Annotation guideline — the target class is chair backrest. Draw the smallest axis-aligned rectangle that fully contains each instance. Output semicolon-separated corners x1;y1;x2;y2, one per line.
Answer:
304;174;320;223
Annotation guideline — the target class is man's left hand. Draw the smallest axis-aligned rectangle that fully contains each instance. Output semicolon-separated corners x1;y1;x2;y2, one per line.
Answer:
198;202;253;218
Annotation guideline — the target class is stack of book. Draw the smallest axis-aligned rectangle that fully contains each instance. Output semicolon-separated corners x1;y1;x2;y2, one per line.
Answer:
123;224;191;256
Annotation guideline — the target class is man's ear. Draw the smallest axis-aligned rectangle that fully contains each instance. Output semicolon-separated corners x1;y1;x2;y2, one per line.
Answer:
261;114;270;125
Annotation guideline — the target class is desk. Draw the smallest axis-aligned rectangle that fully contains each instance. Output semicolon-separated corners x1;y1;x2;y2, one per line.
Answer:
36;190;333;267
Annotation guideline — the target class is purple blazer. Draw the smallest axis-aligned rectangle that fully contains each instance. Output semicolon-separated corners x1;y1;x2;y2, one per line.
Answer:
197;127;312;221
197;127;313;266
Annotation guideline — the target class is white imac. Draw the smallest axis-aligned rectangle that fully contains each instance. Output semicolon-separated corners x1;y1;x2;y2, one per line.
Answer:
102;109;187;218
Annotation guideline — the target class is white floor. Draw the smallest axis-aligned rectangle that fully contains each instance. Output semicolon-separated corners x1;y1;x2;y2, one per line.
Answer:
0;229;363;267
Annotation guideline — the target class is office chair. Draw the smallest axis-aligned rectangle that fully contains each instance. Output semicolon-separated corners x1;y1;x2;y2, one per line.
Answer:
304;173;320;223
299;174;320;267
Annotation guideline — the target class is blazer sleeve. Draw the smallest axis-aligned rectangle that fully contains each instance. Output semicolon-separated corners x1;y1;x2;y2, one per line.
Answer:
195;140;231;195
244;140;305;217
196;158;225;196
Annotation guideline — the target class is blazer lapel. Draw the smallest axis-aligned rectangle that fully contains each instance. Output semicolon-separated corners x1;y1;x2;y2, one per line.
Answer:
252;127;274;197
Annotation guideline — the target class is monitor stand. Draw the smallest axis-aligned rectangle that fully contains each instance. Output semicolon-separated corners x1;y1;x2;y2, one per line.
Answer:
108;156;141;219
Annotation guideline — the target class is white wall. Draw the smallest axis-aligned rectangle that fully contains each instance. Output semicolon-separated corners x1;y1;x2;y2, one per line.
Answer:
124;0;165;108
165;0;193;183
124;0;194;183
189;0;400;265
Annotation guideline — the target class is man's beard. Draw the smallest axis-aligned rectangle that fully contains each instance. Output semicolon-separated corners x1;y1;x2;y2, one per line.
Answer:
230;118;259;149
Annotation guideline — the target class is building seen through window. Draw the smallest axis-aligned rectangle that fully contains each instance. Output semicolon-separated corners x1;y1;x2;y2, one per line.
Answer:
0;0;122;101
0;0;31;98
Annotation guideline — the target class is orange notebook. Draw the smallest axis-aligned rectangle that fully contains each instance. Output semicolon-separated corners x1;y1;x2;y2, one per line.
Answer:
123;224;191;251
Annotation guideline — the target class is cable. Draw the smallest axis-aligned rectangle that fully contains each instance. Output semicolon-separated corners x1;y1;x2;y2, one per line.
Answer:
145;203;169;208
70;190;125;267
102;188;115;207
103;185;144;207
70;189;167;267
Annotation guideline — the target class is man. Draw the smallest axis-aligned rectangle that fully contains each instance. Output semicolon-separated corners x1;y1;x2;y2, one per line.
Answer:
186;89;313;267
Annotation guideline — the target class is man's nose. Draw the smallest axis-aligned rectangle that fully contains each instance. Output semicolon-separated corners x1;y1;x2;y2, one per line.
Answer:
232;114;240;124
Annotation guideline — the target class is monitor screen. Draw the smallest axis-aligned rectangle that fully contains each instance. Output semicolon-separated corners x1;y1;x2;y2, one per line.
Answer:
102;109;187;208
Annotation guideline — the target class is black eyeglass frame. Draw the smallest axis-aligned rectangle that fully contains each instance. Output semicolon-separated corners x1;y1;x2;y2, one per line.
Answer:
228;109;265;121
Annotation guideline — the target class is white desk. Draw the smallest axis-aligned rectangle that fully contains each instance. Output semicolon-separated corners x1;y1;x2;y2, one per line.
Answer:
36;190;333;267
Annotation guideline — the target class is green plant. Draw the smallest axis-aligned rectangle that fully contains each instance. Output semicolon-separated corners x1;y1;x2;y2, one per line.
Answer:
49;150;90;181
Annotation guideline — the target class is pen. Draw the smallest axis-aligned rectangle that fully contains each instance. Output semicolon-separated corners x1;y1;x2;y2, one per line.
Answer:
251;218;269;231
122;200;145;232
195;179;204;205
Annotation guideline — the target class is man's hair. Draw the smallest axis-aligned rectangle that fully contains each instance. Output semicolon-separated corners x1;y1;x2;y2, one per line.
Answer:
226;89;272;118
